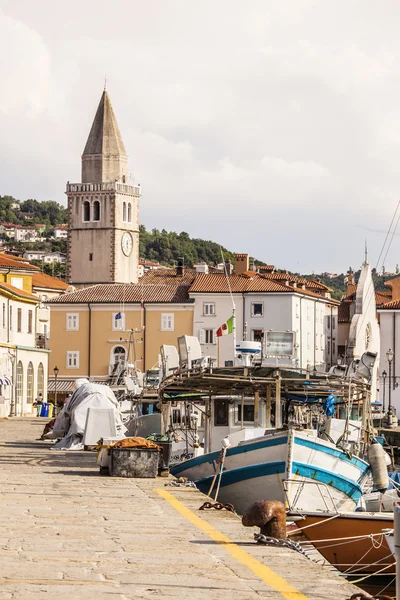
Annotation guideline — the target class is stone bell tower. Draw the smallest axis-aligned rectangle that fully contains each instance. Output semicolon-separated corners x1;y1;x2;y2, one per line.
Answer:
66;89;140;287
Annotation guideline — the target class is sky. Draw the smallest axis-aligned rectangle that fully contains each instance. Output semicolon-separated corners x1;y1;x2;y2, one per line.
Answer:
1;0;400;274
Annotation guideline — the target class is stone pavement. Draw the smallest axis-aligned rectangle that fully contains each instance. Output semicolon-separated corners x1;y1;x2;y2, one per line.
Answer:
0;418;363;600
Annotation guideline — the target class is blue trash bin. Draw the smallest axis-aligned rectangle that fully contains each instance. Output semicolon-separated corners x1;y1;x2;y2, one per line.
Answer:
40;402;49;417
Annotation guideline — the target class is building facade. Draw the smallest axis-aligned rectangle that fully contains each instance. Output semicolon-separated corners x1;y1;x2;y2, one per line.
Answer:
190;256;338;370
0;253;51;415
46;268;195;392
66;90;140;287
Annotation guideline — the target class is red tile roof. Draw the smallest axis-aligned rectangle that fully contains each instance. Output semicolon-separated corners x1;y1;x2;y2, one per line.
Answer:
32;272;69;291
48;283;193;304
338;302;351;322
140;268;196;285
379;299;400;310
375;290;392;306
0;253;39;271
0;282;38;301
189;273;290;293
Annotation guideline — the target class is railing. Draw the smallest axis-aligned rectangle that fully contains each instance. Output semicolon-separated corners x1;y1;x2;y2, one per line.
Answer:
283;478;338;513
66;182;140;196
36;334;46;349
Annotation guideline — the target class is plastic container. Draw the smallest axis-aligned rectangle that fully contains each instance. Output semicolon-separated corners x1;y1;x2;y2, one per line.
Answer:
147;435;172;470
110;447;159;478
48;404;54;419
40;402;49;417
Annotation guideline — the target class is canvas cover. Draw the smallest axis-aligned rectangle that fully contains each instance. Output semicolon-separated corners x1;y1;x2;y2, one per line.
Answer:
52;382;126;450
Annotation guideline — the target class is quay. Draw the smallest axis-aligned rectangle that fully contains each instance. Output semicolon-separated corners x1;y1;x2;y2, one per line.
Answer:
0;418;363;600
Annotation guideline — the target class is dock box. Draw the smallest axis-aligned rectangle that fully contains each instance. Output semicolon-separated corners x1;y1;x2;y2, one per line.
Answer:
110;447;159;478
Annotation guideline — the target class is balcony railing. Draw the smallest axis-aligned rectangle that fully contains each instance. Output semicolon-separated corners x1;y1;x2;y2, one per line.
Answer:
36;334;46;349
66;182;140;196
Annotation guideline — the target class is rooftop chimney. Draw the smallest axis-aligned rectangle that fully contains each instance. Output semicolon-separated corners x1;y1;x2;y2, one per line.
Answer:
195;263;209;274
235;253;249;275
176;257;184;277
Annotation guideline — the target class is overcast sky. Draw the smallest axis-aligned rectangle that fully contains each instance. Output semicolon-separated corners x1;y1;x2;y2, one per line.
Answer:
1;0;400;273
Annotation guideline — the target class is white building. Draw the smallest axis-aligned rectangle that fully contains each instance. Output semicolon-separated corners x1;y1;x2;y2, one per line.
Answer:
377;276;400;415
14;226;38;242
189;255;338;370
53;226;68;239
23;251;66;264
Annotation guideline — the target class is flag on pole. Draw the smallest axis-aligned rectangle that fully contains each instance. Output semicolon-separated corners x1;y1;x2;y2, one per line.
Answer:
216;315;234;337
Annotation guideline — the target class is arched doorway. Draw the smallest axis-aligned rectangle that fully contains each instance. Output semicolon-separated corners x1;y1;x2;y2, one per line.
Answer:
112;346;126;367
37;363;44;397
16;361;23;415
27;362;34;404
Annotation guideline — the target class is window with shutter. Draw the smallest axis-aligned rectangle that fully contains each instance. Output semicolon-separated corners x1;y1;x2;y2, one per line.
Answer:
66;351;79;368
203;303;215;316
161;313;174;331
112;313;125;330
66;313;79;331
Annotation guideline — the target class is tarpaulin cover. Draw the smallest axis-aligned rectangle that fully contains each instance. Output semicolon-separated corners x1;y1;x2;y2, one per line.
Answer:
113;437;160;450
52;382;126;450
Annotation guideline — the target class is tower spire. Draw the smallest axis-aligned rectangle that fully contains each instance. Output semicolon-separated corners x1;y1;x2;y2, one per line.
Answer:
81;89;127;184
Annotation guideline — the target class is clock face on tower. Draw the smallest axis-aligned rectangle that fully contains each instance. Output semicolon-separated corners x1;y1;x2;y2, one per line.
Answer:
121;232;133;256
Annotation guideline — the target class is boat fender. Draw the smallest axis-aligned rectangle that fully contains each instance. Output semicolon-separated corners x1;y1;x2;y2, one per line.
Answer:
367;440;389;493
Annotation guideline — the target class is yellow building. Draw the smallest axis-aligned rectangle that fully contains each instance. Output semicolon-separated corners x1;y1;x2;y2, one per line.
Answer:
46;268;195;394
0;254;63;416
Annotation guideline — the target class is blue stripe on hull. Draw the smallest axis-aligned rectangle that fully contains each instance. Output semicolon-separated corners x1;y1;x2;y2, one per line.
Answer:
196;461;286;494
194;460;363;502
294;437;369;473
292;462;363;502
170;434;287;476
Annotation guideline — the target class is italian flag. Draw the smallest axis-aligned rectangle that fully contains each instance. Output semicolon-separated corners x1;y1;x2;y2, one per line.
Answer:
216;315;234;337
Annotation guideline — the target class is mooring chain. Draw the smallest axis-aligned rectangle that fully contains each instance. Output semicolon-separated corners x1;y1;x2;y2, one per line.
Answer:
254;533;309;558
164;480;197;488
199;501;235;513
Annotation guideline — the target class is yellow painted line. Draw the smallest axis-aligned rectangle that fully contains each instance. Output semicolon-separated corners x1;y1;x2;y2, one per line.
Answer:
156;489;308;600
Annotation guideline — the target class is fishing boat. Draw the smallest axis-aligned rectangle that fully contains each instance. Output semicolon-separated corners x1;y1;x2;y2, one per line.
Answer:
171;426;371;515
289;510;395;576
161;339;378;515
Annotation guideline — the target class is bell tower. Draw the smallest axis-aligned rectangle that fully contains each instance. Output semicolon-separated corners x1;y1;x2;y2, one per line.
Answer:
66;90;140;287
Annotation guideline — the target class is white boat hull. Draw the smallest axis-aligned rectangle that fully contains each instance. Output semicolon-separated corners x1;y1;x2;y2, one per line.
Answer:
171;429;370;515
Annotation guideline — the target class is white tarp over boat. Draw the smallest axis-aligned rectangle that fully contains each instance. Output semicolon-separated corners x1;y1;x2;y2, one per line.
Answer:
52;382;126;450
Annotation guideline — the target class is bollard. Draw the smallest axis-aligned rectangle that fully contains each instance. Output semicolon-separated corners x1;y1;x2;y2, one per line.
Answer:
242;500;287;539
395;505;400;600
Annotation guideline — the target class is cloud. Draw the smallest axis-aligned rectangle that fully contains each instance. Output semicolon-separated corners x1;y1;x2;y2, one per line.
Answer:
261;156;330;178
0;14;50;117
2;0;400;272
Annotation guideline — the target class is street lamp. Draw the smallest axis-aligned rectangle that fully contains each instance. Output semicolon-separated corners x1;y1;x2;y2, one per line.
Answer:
386;349;394;415
9;352;16;417
382;370;387;413
53;366;59;418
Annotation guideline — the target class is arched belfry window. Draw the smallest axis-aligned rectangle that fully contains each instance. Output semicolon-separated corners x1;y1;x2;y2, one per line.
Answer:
123;202;127;222
127;203;132;223
93;200;100;221
83;200;90;222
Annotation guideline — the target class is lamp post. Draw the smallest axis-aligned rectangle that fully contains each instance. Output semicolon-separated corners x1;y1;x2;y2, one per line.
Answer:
382;370;387;413
9;352;16;417
53;366;59;418
387;349;394;415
